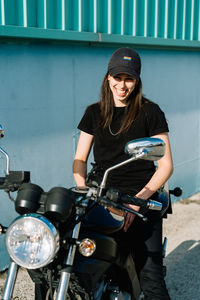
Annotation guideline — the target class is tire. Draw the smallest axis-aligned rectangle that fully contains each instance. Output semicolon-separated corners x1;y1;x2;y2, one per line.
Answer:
35;283;49;300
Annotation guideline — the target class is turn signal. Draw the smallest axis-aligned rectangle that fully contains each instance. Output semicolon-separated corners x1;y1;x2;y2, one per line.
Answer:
79;238;96;257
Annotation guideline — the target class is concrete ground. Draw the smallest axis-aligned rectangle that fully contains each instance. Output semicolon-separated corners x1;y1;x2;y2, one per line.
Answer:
0;194;200;299
163;193;200;299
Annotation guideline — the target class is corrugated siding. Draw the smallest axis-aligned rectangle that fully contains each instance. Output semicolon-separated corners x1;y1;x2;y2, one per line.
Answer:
0;0;200;48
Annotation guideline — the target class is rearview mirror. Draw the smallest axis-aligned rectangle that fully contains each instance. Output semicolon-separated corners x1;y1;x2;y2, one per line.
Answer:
98;137;166;196
124;137;165;161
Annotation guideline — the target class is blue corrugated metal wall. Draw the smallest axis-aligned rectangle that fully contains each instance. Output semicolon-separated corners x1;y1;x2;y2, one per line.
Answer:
0;44;199;197
0;0;200;48
0;43;200;230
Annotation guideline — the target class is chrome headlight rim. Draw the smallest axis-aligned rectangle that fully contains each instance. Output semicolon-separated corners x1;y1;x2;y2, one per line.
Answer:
6;213;59;269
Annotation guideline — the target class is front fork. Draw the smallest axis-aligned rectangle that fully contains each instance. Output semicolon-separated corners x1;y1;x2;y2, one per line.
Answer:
1;261;19;300
56;221;81;300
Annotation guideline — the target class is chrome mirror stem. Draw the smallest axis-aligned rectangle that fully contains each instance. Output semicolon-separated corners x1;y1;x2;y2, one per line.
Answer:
98;151;146;196
0;146;10;175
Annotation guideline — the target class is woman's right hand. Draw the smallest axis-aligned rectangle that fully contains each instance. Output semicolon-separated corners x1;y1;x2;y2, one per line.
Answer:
123;204;140;232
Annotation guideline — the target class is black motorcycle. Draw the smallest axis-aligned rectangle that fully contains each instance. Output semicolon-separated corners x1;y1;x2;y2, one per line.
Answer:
0;125;182;300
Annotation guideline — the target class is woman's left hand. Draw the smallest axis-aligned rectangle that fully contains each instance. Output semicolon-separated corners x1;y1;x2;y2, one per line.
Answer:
123;204;140;232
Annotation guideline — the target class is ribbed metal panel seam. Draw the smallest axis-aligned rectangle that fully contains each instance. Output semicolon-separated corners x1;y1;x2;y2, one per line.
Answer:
100;32;200;48
0;25;200;50
0;25;99;41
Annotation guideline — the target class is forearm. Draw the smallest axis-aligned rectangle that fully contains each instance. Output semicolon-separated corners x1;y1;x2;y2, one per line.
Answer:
125;163;173;228
136;132;173;200
129;133;173;212
136;163;173;200
73;131;94;187
73;159;87;187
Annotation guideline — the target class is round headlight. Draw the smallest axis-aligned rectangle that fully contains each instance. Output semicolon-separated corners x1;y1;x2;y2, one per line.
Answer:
5;214;59;269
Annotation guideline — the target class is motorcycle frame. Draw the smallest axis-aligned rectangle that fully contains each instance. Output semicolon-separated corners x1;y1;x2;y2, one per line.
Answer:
1;151;147;300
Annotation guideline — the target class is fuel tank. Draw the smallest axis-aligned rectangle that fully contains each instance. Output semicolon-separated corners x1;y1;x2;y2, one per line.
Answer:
82;203;124;234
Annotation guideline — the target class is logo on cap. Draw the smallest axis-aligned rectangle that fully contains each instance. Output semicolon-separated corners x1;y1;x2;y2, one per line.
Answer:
123;56;132;61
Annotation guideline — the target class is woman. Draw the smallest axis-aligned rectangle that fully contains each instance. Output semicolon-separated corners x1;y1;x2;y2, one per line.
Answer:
73;47;173;299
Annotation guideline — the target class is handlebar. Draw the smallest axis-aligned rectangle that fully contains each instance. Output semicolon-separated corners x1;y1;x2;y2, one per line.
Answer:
105;188;162;211
0;171;30;192
97;195;148;222
119;193;162;211
95;188;162;222
0;224;7;234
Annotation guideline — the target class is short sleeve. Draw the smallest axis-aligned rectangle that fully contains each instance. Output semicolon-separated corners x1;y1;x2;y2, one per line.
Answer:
77;105;96;135
144;103;169;136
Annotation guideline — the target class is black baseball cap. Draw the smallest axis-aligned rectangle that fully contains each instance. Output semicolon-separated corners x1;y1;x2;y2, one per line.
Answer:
108;47;141;80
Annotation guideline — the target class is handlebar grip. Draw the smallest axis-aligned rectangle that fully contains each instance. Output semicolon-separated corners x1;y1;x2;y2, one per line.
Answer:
0;171;30;191
0;177;6;188
105;188;149;207
105;189;162;211
120;194;149;207
0;224;7;234
120;194;162;211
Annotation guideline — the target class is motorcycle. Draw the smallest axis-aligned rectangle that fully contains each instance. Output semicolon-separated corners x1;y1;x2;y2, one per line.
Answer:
0;124;182;300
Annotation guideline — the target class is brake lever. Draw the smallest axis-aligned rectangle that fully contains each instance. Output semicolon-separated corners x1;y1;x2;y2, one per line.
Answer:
97;197;148;222
118;203;148;222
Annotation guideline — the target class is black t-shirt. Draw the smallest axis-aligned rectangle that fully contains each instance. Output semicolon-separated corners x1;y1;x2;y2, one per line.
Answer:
78;101;169;195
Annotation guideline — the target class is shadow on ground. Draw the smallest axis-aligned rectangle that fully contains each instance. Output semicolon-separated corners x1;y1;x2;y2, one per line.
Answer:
165;240;200;299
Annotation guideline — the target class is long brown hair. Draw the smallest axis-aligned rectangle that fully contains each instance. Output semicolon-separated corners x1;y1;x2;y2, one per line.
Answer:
99;72;145;134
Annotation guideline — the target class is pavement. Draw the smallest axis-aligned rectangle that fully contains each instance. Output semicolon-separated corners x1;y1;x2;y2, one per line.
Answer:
164;193;200;299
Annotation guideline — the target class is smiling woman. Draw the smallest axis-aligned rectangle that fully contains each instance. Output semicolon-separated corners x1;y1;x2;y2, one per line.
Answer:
73;47;173;299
